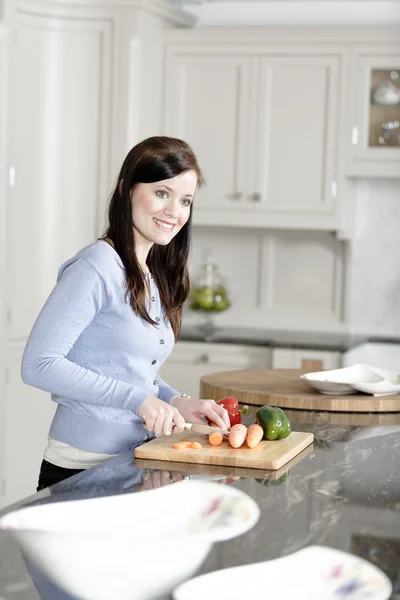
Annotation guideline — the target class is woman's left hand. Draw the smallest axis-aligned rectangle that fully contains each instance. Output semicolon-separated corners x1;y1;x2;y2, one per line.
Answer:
170;396;231;431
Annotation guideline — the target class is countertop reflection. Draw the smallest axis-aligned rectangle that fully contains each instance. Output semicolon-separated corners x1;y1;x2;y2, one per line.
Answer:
0;411;399;600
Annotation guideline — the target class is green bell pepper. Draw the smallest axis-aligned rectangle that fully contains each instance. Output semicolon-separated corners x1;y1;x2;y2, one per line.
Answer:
255;405;291;440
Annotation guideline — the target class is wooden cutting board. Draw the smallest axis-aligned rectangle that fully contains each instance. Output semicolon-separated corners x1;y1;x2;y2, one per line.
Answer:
135;444;313;481
200;369;400;413
134;430;314;470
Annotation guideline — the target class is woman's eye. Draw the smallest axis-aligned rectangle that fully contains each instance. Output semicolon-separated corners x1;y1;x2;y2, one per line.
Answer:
181;198;192;207
156;190;168;199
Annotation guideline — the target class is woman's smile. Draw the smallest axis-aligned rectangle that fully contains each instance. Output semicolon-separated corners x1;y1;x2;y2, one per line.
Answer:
153;217;176;232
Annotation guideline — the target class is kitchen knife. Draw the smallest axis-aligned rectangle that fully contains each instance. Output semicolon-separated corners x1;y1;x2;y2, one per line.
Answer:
184;423;230;436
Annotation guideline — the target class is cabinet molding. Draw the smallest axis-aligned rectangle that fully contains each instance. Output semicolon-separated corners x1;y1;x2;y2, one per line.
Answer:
164;28;400;46
16;0;195;27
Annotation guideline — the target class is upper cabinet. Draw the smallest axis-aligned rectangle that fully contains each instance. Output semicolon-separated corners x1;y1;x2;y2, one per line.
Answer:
164;54;253;213
348;47;400;178
163;30;400;231
163;45;345;230
254;55;340;221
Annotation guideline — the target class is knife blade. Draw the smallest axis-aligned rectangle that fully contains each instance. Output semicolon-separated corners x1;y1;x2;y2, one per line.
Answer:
184;423;230;436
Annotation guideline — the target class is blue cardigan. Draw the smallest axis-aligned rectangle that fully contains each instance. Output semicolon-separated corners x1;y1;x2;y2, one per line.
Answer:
21;241;181;453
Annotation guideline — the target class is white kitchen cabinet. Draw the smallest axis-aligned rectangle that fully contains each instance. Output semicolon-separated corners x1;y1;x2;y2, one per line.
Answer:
347;47;400;178
254;55;340;218
158;341;272;398
163;43;345;230
163;54;253;211
2;344;55;508
0;23;9;509
272;347;341;372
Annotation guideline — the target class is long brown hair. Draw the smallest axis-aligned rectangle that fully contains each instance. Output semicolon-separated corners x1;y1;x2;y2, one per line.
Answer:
104;136;204;340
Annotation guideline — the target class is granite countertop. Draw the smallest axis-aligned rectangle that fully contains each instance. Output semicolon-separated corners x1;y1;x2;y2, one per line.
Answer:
1;412;399;600
179;325;373;351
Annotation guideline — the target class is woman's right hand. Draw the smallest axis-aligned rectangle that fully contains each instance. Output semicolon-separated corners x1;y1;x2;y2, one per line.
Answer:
138;395;186;436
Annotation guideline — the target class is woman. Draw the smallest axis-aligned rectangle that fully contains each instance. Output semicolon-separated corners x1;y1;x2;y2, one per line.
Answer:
21;136;230;491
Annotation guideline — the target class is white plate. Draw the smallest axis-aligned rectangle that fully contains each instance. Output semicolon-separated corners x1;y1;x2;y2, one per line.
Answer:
300;363;400;396
0;481;259;600
173;545;392;600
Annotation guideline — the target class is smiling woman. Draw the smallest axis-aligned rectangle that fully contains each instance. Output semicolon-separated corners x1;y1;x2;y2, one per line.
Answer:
20;136;231;491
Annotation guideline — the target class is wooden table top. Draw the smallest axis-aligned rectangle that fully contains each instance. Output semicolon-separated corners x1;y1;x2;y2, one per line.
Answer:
200;368;400;414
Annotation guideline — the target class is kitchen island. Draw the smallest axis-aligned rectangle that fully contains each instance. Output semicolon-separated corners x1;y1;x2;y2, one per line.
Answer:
0;411;399;600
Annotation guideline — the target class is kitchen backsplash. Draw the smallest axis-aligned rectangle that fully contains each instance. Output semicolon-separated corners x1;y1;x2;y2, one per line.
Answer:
348;178;400;337
187;178;400;336
188;226;345;332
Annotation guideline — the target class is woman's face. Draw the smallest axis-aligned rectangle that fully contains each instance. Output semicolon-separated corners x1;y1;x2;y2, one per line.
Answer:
131;170;197;247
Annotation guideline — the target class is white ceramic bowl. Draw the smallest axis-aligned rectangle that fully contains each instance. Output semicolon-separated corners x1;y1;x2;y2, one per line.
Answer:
0;481;259;600
300;363;399;395
173;545;392;600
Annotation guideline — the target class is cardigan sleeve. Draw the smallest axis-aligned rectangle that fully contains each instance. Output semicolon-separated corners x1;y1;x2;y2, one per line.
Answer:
21;258;150;415
155;373;181;404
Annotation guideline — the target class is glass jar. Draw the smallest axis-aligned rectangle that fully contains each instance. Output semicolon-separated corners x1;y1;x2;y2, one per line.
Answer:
189;258;231;315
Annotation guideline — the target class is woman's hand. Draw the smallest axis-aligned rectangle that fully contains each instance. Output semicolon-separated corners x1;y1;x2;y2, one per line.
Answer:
138;394;186;435
170;396;231;431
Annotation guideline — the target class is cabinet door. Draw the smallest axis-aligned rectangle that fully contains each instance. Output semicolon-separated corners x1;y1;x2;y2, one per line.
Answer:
349;49;400;177
253;55;340;218
0;29;8;508
163;54;252;211
158;341;271;399
2;345;55;507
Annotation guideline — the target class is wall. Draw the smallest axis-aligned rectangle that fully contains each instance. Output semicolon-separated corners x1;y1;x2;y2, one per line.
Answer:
187;227;346;333
187;178;400;338
348;179;400;336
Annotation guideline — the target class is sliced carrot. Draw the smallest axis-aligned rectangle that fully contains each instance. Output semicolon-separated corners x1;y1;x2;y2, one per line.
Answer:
190;442;202;449
246;424;264;449
209;432;224;446
173;442;187;449
228;424;247;448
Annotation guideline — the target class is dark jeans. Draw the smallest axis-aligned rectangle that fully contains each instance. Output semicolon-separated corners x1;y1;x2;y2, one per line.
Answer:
37;459;85;491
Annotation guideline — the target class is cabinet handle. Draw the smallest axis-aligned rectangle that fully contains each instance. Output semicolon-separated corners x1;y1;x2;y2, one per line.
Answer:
226;192;243;200
331;181;337;198
250;193;261;202
352;126;358;145
195;353;210;364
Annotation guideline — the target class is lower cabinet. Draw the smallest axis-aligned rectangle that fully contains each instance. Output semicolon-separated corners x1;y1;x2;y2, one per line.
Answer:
158;341;272;399
2;343;56;508
272;347;341;371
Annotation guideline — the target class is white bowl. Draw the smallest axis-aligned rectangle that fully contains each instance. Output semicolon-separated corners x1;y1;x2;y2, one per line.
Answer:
300;363;399;395
173;545;392;600
0;481;259;600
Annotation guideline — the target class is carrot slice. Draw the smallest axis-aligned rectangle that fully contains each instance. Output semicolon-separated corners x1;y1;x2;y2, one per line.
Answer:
190;442;202;449
209;432;224;446
173;442;187;449
246;424;264;448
